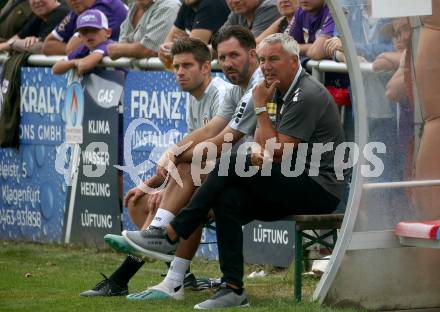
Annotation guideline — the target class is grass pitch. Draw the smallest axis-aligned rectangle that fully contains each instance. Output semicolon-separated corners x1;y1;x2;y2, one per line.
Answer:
0;241;361;312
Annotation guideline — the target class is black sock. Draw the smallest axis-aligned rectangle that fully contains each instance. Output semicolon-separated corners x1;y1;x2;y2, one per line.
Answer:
109;255;145;286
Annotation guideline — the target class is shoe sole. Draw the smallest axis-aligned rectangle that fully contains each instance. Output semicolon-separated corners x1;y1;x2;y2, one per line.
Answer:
194;302;250;309
104;235;135;255
104;235;149;260
127;288;184;301
80;290;129;297
122;230;175;262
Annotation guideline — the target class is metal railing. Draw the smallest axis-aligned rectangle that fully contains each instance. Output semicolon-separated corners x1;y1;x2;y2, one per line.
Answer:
0;53;222;70
0;53;376;73
2;52;436;191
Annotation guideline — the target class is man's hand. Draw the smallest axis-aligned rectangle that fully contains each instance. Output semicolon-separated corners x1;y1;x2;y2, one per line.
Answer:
252;79;279;108
324;37;342;58
24;36;40;48
372;52;402;72
158;42;173;70
123;186;147;207
123;174;166;207
251;152;264;169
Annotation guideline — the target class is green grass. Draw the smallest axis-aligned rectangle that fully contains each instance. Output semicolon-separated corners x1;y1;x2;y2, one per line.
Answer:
0;241;361;312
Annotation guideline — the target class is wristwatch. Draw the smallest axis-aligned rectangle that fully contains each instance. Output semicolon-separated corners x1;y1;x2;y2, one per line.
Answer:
254;106;267;116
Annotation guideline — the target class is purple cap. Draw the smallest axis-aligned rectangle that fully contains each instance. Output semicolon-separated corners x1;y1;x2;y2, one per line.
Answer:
76;9;109;30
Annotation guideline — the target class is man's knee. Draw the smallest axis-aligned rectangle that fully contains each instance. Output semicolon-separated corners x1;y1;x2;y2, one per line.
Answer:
127;197;149;218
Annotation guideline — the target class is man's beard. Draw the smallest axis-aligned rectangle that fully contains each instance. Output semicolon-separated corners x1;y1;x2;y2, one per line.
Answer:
225;61;250;86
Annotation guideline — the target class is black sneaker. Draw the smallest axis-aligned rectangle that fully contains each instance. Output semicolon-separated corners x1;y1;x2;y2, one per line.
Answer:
80;273;128;297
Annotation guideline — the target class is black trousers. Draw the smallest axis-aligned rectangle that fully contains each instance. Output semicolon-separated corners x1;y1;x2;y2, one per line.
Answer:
171;153;340;288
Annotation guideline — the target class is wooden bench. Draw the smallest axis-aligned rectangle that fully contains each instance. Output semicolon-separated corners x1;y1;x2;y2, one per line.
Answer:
285;214;345;301
204;214;345;301
395;219;440;249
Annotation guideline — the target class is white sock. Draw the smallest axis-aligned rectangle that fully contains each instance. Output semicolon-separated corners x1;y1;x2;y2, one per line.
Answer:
150;208;175;228
163;256;191;291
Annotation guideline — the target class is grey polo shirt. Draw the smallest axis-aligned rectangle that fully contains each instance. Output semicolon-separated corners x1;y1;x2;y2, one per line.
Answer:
223;0;280;37
216;68;263;137
119;0;181;52
187;77;233;132
276;69;346;199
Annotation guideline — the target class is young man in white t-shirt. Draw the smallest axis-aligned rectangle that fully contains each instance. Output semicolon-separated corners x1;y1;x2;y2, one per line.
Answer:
81;37;232;297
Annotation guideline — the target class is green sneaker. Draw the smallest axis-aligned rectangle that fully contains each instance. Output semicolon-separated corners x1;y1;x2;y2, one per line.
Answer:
126;281;184;301
104;234;136;255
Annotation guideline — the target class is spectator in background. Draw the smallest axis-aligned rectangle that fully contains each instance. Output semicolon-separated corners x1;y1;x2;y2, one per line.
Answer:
52;9;112;75
158;0;230;69
288;0;335;60
0;0;32;43
106;0;181;60
0;0;68;54
325;0;402;229
383;18;413;193
43;0;127;55
223;0;280;37
373;18;411;72
256;0;298;44
324;0;393;62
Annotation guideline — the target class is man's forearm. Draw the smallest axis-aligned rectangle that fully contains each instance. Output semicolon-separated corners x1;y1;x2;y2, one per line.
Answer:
178;127;243;163
12;39;44;54
299;43;312;56
174;127;216;164
256;113;278;148
43;38;66;55
307;37;330;60
109;42;157;59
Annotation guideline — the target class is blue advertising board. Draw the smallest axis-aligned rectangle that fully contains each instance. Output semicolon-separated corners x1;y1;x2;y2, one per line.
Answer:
0;67;219;259
0;67;68;242
122;70;188;230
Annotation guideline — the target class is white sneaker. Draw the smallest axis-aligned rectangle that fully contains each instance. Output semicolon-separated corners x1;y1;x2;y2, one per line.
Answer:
126;281;184;301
